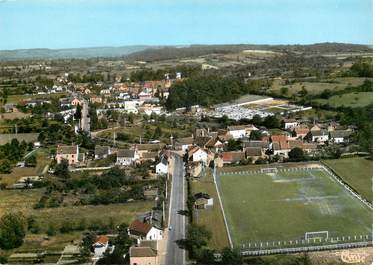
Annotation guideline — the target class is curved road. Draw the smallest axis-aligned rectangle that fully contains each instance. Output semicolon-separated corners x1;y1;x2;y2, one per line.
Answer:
166;154;186;265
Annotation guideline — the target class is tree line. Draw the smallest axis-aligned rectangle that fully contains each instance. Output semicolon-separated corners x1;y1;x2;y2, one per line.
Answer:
165;74;250;110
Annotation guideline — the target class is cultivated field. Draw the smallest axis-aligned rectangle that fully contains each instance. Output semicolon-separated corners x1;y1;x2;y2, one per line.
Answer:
323;157;373;202
0;133;39;145
270;77;373;96
216;166;372;248
0;187;153;253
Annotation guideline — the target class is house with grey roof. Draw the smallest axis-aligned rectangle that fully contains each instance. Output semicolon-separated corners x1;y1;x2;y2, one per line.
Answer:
129;240;158;265
116;149;139;166
94;145;111;160
329;130;352;144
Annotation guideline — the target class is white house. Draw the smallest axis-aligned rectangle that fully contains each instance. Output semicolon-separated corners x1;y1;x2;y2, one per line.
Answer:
124;100;141;113
92;235;109;259
156;156;168;175
188;147;208;164
175;137;194;151
227;125;247;139
194;193;214;209
283;119;299;130
128;220;163;241
116;149;139;166
100;89;111;95
311;130;329;143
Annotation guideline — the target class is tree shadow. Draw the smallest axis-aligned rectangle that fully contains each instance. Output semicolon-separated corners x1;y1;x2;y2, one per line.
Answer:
175;239;188;249
177;210;189;216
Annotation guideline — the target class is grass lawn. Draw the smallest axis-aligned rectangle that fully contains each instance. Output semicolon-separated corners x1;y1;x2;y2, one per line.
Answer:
217;167;372;248
314;92;373;108
323;157;373;202
191;172;230;250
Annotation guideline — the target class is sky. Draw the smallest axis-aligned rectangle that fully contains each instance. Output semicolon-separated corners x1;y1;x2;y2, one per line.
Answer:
0;0;372;50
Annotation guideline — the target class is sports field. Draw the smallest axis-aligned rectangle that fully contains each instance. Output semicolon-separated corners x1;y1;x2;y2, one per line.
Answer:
217;166;372;248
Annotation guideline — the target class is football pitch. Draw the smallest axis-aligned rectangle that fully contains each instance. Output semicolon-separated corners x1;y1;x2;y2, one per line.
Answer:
217;166;372;248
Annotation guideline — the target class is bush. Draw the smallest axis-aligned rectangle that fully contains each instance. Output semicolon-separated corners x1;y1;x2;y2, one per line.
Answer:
46;224;56;236
59;221;75;233
288;147;306;162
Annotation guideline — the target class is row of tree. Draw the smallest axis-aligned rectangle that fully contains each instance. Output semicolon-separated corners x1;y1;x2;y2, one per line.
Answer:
165;74;250;110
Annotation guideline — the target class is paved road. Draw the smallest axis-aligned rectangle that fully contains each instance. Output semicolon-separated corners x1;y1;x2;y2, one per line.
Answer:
165;154;186;265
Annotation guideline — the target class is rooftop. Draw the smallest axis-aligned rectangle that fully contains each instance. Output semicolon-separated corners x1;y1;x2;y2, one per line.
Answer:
57;145;77;155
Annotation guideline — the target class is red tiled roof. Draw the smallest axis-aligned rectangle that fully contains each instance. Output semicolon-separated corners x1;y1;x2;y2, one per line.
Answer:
222;152;245;162
129;220;152;236
95;235;109;245
271;135;288;142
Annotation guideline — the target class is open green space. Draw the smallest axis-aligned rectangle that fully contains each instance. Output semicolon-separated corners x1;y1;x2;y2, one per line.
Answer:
191;172;230;250
0;148;50;186
217;167;372;248
270;77;373;96
5;92;67;105
314;92;373;108
323;157;373;202
98;123;193;144
0;186;153;254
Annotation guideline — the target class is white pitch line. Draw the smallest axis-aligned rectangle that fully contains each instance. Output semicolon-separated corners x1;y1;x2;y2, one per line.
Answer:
213;165;234;248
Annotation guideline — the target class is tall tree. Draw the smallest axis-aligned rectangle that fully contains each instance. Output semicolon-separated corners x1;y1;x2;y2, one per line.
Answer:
0;212;26;249
74;104;82;121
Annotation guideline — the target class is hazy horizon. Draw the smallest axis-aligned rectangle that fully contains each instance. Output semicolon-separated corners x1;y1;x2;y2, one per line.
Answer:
1;42;373;52
1;0;373;50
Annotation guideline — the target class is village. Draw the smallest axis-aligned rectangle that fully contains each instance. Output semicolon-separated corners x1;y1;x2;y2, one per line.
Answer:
0;39;372;265
0;64;363;265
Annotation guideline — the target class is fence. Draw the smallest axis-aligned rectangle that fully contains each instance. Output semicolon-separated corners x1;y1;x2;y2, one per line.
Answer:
241;240;372;256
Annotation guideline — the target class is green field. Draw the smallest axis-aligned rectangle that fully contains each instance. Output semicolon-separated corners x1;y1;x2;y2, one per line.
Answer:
270;77;373;96
314;92;373;108
323;157;373;202
191;172;230;250
217;167;372;248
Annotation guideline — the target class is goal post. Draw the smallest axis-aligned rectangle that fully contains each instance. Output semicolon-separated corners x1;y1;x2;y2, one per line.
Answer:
305;231;329;240
261;167;278;174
